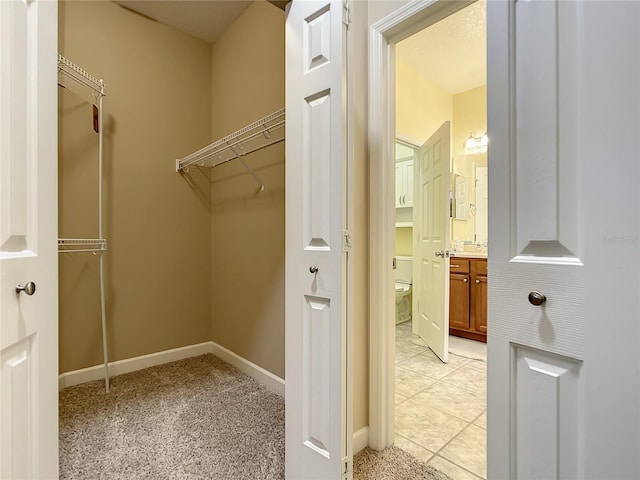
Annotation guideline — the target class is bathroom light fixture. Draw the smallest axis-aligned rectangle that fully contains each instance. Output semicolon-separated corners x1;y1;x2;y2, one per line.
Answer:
464;132;488;152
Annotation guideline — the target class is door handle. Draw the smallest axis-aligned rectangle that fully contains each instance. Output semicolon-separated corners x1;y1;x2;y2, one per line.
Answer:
528;291;546;306
16;282;36;296
309;265;319;274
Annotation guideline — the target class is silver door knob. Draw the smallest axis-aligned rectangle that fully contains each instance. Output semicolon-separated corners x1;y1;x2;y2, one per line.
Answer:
435;251;444;257
309;265;319;274
528;291;546;306
16;282;36;296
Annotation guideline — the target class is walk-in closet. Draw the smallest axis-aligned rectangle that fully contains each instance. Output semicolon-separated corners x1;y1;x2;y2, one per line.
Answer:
57;1;286;476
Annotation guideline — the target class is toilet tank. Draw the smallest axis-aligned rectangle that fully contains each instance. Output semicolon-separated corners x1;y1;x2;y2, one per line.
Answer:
395;256;413;284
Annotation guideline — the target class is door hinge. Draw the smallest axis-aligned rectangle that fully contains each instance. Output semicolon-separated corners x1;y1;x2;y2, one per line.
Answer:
342;459;353;479
343;230;352;252
342;0;352;27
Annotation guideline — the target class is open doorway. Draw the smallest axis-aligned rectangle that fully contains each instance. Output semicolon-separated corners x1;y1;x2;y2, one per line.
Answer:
376;1;488;478
393;3;487;476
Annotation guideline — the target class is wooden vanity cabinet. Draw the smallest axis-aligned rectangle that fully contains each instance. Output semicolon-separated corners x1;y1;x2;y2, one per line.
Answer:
449;259;470;330
449;257;487;342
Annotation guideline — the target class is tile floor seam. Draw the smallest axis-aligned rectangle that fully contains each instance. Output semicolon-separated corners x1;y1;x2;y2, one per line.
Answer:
429;454;484;480
410;380;485;424
435;423;487;479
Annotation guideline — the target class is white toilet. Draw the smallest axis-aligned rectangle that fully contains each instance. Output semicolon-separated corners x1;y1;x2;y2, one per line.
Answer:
395;256;413;324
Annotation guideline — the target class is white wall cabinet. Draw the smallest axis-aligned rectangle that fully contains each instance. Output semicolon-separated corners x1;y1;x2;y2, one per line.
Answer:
395;159;414;208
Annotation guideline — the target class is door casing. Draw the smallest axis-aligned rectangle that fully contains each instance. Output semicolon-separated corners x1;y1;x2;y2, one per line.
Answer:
367;0;475;450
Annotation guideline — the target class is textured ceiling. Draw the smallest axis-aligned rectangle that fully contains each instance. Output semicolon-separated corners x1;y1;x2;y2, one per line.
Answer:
396;0;486;95
114;1;253;44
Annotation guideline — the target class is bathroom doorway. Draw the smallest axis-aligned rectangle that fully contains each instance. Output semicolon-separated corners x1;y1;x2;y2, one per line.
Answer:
390;1;488;477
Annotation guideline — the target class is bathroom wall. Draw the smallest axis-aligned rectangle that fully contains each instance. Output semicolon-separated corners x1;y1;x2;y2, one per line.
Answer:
208;1;286;379
451;85;487;243
58;1;213;373
395;228;413;256
396;60;453;145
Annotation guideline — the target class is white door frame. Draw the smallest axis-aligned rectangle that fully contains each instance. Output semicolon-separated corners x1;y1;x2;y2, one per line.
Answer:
368;0;475;450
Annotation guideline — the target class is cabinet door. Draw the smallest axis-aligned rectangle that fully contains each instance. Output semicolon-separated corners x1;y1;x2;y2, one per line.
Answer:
449;273;470;330
395;162;403;207
473;274;487;334
404;160;414;207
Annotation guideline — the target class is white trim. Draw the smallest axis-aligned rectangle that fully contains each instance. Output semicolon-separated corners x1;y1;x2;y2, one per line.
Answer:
353;426;369;455
209;341;285;396
368;0;475;451
58;341;285;396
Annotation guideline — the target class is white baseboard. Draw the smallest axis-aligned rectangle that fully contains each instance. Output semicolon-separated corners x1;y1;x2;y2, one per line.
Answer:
58;341;285;396
209;341;285;396
353;426;369;454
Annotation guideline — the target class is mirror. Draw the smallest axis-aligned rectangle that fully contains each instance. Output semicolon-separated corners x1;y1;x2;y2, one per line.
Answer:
452;153;488;246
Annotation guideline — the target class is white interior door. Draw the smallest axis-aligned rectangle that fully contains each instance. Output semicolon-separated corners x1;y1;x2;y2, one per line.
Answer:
285;1;351;478
488;1;640;478
413;122;450;362
0;0;58;478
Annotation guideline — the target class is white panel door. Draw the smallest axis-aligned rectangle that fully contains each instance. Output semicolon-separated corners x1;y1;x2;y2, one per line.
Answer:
285;1;350;479
488;0;640;478
0;0;58;478
414;122;450;362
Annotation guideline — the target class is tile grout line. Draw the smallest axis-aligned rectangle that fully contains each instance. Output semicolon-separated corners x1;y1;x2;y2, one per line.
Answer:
431;422;486;479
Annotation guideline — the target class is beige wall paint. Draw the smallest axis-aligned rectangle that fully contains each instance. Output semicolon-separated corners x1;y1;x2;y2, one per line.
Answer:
396;60;453;145
58;1;212;373
395;228;413;256
209;1;286;379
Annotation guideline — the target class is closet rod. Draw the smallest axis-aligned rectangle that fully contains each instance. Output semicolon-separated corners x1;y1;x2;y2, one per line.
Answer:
176;108;285;173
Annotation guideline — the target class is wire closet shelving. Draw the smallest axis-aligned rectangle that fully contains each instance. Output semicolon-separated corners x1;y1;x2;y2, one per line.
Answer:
57;54;111;392
176;108;285;191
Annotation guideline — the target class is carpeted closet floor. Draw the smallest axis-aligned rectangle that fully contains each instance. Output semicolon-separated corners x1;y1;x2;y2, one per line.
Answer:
59;354;285;479
60;354;451;480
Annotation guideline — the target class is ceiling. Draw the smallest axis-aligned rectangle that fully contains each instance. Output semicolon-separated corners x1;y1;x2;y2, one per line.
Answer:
115;1;258;44
114;0;484;93
396;0;486;95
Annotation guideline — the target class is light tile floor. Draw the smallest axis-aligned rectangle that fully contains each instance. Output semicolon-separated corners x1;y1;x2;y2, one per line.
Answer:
395;323;487;480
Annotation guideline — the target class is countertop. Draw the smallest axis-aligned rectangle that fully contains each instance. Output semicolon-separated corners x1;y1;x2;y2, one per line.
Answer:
450;251;487;259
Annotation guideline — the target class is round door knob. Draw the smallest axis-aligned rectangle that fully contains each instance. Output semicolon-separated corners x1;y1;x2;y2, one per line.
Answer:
309;265;319;274
528;291;546;306
16;282;36;296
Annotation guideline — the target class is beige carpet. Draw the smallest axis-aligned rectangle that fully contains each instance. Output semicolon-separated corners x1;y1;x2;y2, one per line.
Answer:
354;447;452;480
59;354;285;479
61;354;451;479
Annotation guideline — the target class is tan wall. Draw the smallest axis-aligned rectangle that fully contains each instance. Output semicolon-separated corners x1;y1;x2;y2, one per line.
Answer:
58;1;212;373
396;60;453;144
209;1;286;379
351;0;371;435
395;228;413;256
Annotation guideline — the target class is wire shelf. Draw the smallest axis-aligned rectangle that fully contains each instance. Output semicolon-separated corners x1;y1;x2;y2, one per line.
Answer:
58;238;107;254
58;54;106;97
176;108;285;175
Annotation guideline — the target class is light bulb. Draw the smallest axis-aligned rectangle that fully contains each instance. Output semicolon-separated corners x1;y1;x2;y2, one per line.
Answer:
465;133;476;151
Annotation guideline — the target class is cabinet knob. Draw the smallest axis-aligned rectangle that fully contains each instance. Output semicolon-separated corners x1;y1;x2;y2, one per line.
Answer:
16;282;36;296
475;279;480;284
463;278;468;283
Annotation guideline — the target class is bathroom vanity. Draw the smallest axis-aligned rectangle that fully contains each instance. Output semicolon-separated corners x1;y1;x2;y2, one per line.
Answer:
449;254;487;342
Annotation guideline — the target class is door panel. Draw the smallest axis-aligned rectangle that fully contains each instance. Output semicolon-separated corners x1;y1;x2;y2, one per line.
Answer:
0;1;58;478
286;1;349;478
415;122;450;362
488;0;640;478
